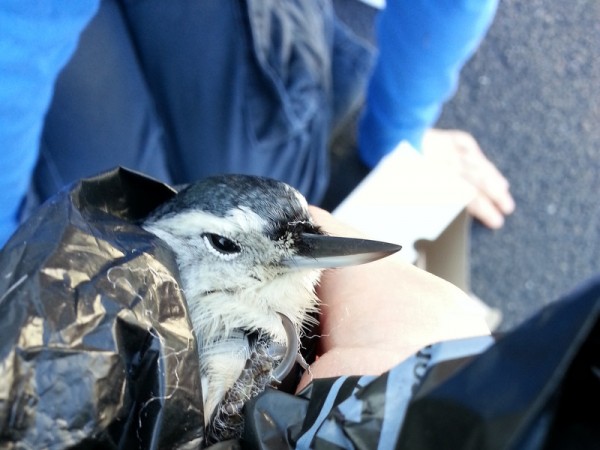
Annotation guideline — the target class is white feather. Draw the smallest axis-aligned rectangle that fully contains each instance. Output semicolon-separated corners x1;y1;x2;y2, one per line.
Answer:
144;207;321;421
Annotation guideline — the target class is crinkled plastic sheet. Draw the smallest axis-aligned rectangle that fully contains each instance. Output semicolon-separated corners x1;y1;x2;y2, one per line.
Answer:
0;168;203;449
1;168;599;449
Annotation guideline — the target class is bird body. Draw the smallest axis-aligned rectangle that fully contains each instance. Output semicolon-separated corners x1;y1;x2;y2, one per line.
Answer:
144;207;321;343
142;175;400;443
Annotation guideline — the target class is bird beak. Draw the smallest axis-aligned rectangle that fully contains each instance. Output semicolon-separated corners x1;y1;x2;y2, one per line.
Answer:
282;233;402;269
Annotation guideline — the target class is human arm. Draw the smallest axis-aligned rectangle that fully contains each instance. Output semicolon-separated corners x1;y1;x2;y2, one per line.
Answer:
297;207;490;391
356;0;514;229
358;0;498;165
0;1;99;247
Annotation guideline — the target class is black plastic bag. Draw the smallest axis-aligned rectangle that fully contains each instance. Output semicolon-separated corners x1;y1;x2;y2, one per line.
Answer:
0;168;204;449
1;168;599;449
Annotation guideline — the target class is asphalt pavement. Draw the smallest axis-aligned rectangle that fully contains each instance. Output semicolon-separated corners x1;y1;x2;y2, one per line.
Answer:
333;0;600;331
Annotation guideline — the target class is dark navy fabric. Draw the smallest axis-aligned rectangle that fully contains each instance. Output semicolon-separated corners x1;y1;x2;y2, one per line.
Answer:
33;0;373;208
35;0;172;200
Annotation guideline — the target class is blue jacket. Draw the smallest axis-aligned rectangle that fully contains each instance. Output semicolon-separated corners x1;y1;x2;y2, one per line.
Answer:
0;0;496;247
0;1;99;246
359;0;498;167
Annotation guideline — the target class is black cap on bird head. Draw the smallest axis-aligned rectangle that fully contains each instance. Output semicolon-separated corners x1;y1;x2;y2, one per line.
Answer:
146;174;401;269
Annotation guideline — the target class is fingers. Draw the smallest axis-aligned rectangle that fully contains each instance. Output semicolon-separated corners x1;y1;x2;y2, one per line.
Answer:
302;205;491;392
423;129;516;229
296;256;491;392
468;194;508;229
458;142;515;228
457;137;515;228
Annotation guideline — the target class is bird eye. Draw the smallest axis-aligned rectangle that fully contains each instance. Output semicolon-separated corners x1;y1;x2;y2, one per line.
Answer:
202;233;241;258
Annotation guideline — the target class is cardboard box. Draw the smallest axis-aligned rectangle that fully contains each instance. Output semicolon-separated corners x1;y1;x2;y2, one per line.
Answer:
333;142;475;292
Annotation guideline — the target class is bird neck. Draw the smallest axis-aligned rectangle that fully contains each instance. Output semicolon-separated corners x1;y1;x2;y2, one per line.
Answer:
183;269;321;349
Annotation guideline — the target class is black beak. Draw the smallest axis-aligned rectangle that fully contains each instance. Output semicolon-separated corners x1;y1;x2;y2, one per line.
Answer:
282;233;401;269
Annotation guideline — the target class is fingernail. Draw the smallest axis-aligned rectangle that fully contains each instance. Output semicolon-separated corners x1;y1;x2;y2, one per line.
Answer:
489;215;504;229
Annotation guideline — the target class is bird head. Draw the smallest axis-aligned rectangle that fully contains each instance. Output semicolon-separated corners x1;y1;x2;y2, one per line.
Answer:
143;175;401;435
143;175;401;345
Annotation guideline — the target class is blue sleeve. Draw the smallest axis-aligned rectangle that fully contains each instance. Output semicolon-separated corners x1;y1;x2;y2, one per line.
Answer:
358;0;498;167
0;1;99;247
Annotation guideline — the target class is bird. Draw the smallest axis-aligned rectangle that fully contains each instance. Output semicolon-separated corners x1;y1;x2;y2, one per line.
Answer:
142;174;401;444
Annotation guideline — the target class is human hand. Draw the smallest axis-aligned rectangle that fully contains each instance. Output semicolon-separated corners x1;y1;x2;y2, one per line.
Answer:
422;128;515;229
296;207;491;392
